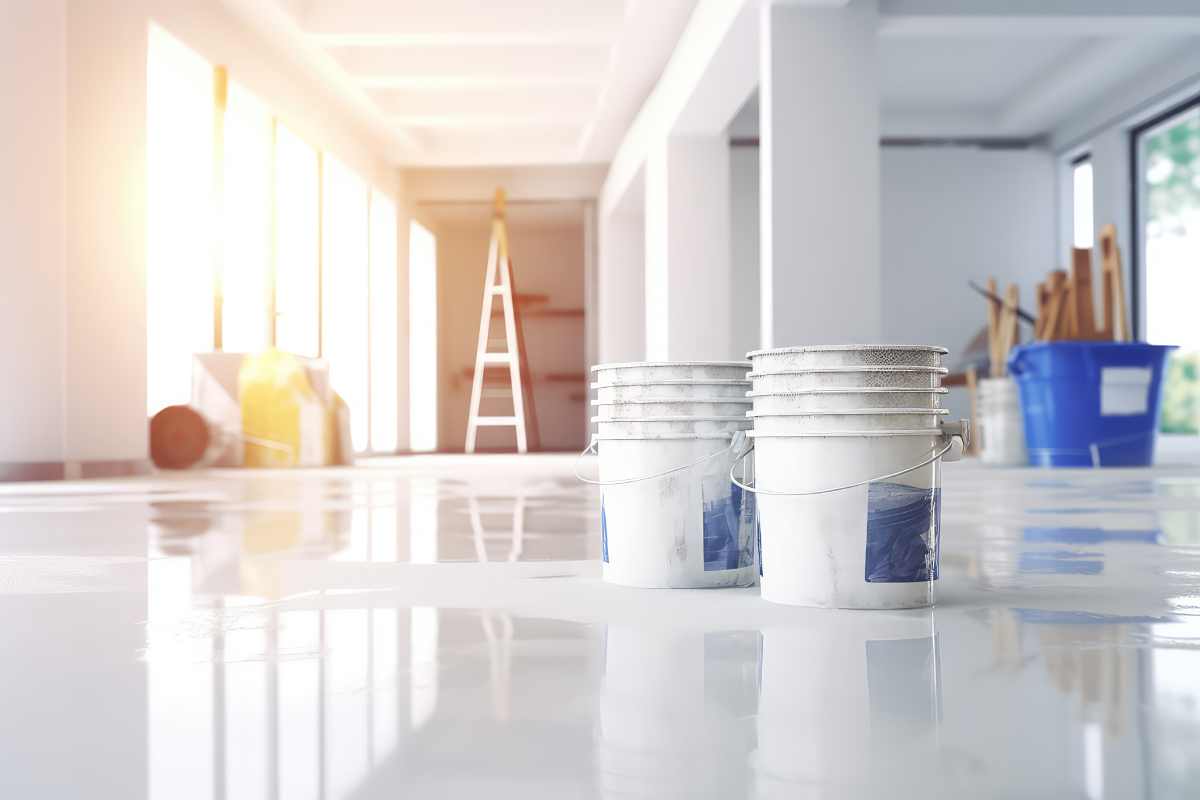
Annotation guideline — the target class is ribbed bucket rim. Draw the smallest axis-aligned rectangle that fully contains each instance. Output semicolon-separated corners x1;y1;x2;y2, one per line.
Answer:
747;344;948;359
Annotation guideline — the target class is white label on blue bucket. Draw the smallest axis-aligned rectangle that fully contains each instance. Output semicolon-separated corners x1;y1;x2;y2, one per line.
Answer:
864;483;941;582
1100;367;1153;416
701;482;755;571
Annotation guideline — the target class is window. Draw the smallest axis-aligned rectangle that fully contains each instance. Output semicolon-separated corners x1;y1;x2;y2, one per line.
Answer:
146;25;214;414
408;221;438;452
369;191;399;453
322;157;370;452
1134;98;1200;435
1071;155;1094;249
146;26;400;453
221;83;272;353
274;126;321;358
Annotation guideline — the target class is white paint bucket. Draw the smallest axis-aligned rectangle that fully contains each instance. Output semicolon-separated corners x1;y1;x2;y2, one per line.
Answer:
748;388;948;412
978;377;1027;466
581;432;758;588
592;380;750;402
593;416;752;436
733;422;968;609
592;399;752;419
592;361;750;385
749;367;948;391
747;345;947;371
748;409;949;434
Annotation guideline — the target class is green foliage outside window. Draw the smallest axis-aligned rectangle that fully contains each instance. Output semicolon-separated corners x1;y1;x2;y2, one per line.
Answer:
1144;109;1200;435
1161;352;1200;434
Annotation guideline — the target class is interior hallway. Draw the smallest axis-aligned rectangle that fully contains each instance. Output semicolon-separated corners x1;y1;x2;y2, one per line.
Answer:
3;455;1200;798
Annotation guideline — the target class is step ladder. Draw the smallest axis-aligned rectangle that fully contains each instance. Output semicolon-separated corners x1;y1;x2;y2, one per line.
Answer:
465;189;539;453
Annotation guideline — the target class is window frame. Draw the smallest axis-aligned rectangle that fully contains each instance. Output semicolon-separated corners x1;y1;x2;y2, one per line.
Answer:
1129;91;1200;340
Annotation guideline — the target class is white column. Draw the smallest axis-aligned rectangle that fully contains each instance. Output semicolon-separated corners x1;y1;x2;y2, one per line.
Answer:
0;1;67;471
597;212;646;364
644;135;733;361
760;0;881;348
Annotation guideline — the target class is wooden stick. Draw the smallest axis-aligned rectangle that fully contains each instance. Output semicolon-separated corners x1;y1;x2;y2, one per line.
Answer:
1071;247;1096;338
998;284;1020;373
966;365;979;455
1098;224;1130;341
1035;281;1048;340
1044;271;1067;341
986;277;1000;377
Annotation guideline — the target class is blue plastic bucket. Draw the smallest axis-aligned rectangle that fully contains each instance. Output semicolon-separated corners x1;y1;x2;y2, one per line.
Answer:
1007;342;1175;467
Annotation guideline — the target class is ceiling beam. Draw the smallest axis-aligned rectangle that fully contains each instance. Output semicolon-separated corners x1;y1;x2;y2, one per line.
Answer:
297;0;626;39
880;0;1200;37
370;85;599;119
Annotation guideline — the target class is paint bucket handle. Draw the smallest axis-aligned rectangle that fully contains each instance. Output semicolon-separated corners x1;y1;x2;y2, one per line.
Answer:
574;431;747;486
730;420;970;497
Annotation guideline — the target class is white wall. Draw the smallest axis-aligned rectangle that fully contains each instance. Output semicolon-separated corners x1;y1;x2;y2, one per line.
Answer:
730;144;1057;420
730;145;760;360
881;146;1057;419
0;1;68;469
0;0;402;470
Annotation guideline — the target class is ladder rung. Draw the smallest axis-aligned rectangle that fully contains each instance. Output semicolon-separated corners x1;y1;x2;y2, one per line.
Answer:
474;416;519;426
486;286;507;295
482;352;512;364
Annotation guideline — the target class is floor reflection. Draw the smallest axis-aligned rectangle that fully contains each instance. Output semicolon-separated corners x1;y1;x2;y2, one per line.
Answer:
6;458;1200;798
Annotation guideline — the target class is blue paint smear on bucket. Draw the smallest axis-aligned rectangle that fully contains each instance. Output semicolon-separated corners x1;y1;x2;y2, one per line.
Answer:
1018;550;1103;575
601;497;609;563
1015;608;1174;625
864;482;940;583
1022;526;1162;545
703;483;752;572
757;518;763;577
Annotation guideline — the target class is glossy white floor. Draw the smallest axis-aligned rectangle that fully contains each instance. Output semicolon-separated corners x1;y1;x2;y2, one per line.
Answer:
2;454;1200;799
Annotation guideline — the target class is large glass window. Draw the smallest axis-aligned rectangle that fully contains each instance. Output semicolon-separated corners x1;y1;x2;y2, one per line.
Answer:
1136;100;1200;435
1071;155;1094;249
323;157;371;452
408;221;438;452
369;192;399;453
221;83;272;353
274;126;321;358
147;26;399;453
146;25;214;414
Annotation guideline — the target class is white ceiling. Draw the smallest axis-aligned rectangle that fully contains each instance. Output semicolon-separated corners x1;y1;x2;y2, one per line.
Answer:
731;28;1198;141
227;0;699;167
879;36;1089;115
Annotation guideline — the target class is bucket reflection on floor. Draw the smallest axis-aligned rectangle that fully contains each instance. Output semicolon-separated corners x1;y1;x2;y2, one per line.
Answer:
597;626;760;798
753;611;941;797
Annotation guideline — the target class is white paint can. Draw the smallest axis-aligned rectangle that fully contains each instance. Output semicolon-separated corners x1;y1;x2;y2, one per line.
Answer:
592;380;750;402
748;388;948;413
748;345;947;371
734;423;967;609
749;367;948;391
591;361;750;385
584;432;758;588
978;377;1027;466
748;409;949;434
592;399;752;419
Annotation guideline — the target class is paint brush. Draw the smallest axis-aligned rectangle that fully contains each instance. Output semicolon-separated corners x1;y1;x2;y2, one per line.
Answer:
969;281;1037;325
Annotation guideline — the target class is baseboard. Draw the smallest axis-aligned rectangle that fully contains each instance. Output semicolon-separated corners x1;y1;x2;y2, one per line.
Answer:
0;459;152;483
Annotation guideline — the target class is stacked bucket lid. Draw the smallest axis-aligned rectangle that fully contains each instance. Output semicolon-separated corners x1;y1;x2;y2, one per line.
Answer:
744;345;958;610
591;361;753;437
745;345;950;432
589;361;755;589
